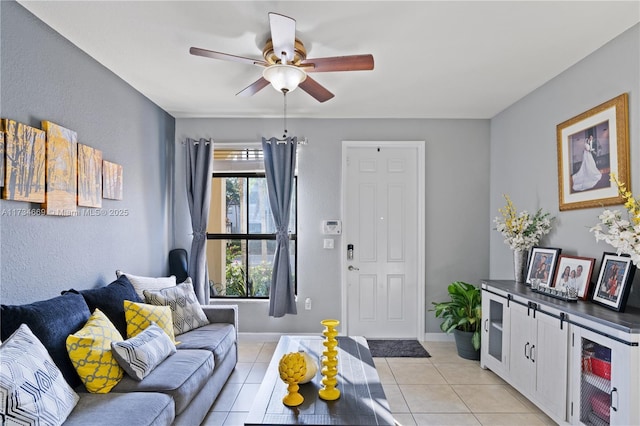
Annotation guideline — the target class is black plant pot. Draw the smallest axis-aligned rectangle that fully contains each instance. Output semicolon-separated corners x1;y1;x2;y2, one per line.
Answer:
453;329;480;360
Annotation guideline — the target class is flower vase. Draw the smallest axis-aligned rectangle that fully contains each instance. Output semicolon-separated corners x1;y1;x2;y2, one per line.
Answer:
513;250;528;284
318;319;340;401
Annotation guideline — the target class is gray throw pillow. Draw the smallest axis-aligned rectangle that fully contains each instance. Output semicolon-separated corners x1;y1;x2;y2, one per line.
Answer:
143;281;209;336
111;322;176;381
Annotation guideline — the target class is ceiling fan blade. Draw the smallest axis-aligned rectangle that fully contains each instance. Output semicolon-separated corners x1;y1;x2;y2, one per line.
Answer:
236;77;271;97
301;54;374;72
269;12;296;63
298;76;334;103
190;47;267;67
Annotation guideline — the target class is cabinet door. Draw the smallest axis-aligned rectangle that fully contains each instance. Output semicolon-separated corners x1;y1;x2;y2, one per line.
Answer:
570;327;639;425
509;302;536;392
481;290;509;376
534;310;568;421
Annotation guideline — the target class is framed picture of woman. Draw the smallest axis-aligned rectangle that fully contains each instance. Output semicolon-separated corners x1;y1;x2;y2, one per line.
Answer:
552;255;596;300
591;253;635;312
557;93;629;211
526;247;562;286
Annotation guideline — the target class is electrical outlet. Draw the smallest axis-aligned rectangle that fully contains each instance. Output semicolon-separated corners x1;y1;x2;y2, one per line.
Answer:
305;298;312;310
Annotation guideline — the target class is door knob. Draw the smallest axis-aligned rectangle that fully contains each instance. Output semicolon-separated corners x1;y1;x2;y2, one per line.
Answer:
348;265;359;271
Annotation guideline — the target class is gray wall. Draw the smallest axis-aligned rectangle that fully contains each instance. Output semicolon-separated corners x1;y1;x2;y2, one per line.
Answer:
0;1;175;304
490;24;640;307
175;118;491;334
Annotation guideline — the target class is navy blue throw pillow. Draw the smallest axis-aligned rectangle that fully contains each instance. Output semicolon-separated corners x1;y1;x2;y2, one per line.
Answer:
1;292;91;388
79;275;143;338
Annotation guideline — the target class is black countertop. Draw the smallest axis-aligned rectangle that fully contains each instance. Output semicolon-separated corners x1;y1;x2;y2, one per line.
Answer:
482;279;640;334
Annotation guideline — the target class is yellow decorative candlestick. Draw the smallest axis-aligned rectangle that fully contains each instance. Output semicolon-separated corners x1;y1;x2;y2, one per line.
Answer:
318;319;340;401
278;352;306;406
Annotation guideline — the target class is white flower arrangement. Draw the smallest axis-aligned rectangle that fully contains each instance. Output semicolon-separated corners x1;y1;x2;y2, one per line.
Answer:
590;174;640;266
494;195;554;252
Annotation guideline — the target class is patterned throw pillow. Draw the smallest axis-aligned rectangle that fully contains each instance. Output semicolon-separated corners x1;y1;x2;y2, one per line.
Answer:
1;324;79;425
111;322;176;381
144;281;210;336
115;270;176;300
66;308;124;393
123;300;178;344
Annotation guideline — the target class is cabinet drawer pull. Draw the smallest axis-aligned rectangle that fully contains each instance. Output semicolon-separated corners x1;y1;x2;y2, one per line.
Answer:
611;387;618;412
525;342;530;359
485;319;488;332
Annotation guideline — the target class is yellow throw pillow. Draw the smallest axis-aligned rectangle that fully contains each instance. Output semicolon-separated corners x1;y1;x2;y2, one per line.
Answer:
124;300;178;344
66;308;124;393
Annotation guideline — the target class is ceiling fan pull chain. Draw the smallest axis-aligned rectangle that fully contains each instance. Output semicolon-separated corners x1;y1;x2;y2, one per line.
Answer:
283;90;288;139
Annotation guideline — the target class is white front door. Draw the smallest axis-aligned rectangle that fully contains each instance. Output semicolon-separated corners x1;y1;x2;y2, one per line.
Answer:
341;141;425;339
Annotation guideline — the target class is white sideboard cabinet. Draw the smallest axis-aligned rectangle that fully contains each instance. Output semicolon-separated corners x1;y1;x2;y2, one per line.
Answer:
481;280;640;426
481;290;510;376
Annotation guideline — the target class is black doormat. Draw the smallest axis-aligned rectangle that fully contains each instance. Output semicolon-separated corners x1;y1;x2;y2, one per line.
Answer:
366;339;431;358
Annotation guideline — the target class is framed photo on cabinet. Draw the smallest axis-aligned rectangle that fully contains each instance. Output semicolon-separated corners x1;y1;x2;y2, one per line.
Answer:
557;93;629;211
526;247;562;286
591;252;635;312
552;255;595;300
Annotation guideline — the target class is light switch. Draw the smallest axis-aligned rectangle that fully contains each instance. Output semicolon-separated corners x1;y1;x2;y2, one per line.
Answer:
323;238;334;249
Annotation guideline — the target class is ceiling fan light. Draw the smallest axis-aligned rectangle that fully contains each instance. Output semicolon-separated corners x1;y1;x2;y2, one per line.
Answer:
262;64;307;93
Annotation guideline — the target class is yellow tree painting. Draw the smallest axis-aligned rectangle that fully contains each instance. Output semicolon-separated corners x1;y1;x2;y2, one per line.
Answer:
78;144;102;208
2;119;45;202
42;121;77;215
103;160;123;200
0;131;5;188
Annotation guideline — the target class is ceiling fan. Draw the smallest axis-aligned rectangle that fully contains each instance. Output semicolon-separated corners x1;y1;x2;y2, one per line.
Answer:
190;12;374;103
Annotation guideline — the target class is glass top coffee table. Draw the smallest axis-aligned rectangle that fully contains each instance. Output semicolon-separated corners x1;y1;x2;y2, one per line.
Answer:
245;335;395;425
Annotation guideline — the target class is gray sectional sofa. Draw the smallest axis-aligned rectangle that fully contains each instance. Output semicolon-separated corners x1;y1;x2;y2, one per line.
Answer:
0;276;238;426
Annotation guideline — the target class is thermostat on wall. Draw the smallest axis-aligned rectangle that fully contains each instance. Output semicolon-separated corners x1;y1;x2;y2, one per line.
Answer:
322;220;342;235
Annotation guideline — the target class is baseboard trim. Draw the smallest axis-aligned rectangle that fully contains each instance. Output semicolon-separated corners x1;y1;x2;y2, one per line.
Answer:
423;333;455;342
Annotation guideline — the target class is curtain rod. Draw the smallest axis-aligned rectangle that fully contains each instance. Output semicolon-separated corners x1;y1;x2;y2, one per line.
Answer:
181;138;308;146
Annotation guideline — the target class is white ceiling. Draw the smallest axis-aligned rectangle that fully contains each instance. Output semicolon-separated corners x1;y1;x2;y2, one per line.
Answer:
17;1;640;119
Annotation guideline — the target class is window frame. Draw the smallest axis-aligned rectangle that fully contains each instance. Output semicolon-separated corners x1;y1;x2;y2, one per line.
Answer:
207;172;297;299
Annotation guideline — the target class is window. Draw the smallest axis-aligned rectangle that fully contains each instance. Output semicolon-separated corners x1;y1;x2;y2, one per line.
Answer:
207;146;297;298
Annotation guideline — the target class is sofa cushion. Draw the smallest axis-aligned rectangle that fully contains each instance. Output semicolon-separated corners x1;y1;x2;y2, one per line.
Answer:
144;282;209;336
63;392;174;426
111;322;176;381
1;292;90;388
111;349;214;415
124;300;178;344
175;323;236;366
116;270;176;300
1;324;79;425
66;309;124;393
79;275;143;338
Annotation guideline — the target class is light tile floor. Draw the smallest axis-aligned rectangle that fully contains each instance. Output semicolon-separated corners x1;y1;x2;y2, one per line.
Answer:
201;337;557;426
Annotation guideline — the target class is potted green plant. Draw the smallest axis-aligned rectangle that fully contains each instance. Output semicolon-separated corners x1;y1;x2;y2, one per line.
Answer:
431;281;482;360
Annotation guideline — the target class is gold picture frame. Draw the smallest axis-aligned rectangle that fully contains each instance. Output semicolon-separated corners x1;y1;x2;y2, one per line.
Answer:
0;131;4;188
557;93;629;211
42;121;78;216
102;160;123;200
2;119;46;203
78;143;103;208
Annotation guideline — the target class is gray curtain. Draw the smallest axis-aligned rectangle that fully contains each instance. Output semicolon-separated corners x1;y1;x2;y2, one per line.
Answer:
262;137;297;317
186;138;213;305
